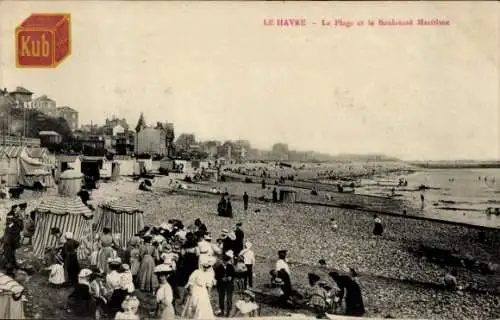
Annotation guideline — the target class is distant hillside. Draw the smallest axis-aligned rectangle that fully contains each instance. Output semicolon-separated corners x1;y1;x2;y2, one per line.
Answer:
248;148;402;163
329;153;401;162
409;160;500;169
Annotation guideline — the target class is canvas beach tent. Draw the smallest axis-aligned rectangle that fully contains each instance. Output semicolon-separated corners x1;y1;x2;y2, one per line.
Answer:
0;146;53;187
32;169;93;260
94;199;145;248
0;271;25;319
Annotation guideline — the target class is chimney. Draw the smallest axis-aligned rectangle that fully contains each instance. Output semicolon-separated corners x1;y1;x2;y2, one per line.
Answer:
58;168;83;197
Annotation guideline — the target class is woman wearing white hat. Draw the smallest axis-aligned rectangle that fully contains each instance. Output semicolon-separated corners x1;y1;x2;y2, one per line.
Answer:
154;264;175;319
181;255;216;319
61;231;81;286
106;258;128;318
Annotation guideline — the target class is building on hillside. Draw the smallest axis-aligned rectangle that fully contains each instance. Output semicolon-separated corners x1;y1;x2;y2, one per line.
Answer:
39;131;62;146
115;131;135;155
56;106;79;131
0;135;40;147
77;135;105;151
104;117;129;132
104;123;125;137
32;95;57;116
135;127;166;156
9;87;33;106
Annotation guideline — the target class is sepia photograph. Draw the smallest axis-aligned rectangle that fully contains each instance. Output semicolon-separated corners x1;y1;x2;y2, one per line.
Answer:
0;1;498;320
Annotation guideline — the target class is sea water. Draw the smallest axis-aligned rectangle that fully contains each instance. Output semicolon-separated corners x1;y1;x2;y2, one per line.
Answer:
359;168;500;228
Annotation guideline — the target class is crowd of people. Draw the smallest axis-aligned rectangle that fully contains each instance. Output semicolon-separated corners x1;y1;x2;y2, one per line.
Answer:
43;218;260;319
38;207;377;320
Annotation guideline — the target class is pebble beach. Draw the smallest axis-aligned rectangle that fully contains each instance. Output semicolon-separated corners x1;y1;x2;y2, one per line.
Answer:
11;172;500;320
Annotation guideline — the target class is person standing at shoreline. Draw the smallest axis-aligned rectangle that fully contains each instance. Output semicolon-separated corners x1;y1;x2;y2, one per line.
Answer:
373;215;383;236
243;192;249;212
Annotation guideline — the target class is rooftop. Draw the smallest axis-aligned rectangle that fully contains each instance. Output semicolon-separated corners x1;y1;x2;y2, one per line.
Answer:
57;106;77;113
10;86;33;95
34;95;55;102
38;131;61;136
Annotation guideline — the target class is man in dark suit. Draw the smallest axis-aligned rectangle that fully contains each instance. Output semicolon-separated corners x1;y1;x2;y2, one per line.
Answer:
214;254;235;317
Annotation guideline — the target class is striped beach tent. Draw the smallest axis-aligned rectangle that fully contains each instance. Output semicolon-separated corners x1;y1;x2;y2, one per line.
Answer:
32;196;93;260
0;271;25;319
95;199;144;248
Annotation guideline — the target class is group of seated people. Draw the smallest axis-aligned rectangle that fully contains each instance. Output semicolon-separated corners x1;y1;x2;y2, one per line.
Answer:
267;254;365;318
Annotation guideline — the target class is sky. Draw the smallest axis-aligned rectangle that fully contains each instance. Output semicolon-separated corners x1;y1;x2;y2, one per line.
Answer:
0;1;498;161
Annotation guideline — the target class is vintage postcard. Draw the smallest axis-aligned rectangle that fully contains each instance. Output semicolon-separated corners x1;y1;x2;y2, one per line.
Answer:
0;1;498;320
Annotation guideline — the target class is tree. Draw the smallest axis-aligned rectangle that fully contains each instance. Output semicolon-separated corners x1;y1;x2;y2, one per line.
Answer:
135;112;146;132
175;133;196;150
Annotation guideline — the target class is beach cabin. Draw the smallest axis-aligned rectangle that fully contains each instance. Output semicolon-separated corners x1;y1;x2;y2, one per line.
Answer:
80;156;105;179
32;169;93;260
0;271;25;319
55;155;81;182
135;155;153;174
0;146;53;187
27;147;56;168
279;189;297;203
112;155;136;176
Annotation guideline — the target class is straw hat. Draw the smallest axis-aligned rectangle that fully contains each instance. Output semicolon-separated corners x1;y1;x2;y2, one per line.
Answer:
122;264;130;271
225;250;234;259
154;264;173;274
242;289;255;299
108;257;122;265
129;236;140;246
199;255;213;267
78;269;92;278
160;223;169;230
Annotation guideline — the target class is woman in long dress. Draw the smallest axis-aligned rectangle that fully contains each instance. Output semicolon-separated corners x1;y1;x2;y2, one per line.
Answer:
181;256;216;319
106;258;128;318
128;237;141;284
67;269;97;318
62;232;81;286
97;228;117;274
155;264;176;319
373;215;383;236
137;235;158;293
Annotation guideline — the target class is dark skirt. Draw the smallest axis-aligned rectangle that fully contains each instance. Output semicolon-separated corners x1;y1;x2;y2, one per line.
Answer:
108;289;128;316
373;223;383;236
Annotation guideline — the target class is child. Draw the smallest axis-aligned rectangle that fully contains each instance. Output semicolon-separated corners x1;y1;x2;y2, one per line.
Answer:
115;295;140;320
234;255;248;292
46;252;65;286
23;211;36;246
90;234;101;268
239;241;255;289
232;289;259;317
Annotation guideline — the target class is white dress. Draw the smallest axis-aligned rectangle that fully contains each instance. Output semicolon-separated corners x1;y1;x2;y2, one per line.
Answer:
115;311;139;320
156;282;176;319
48;263;65;285
235;300;259;316
181;269;215;319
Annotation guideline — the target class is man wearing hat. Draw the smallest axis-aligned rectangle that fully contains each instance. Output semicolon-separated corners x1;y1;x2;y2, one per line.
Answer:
214;252;236;317
2;205;23;275
221;229;234;254
233;223;245;257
